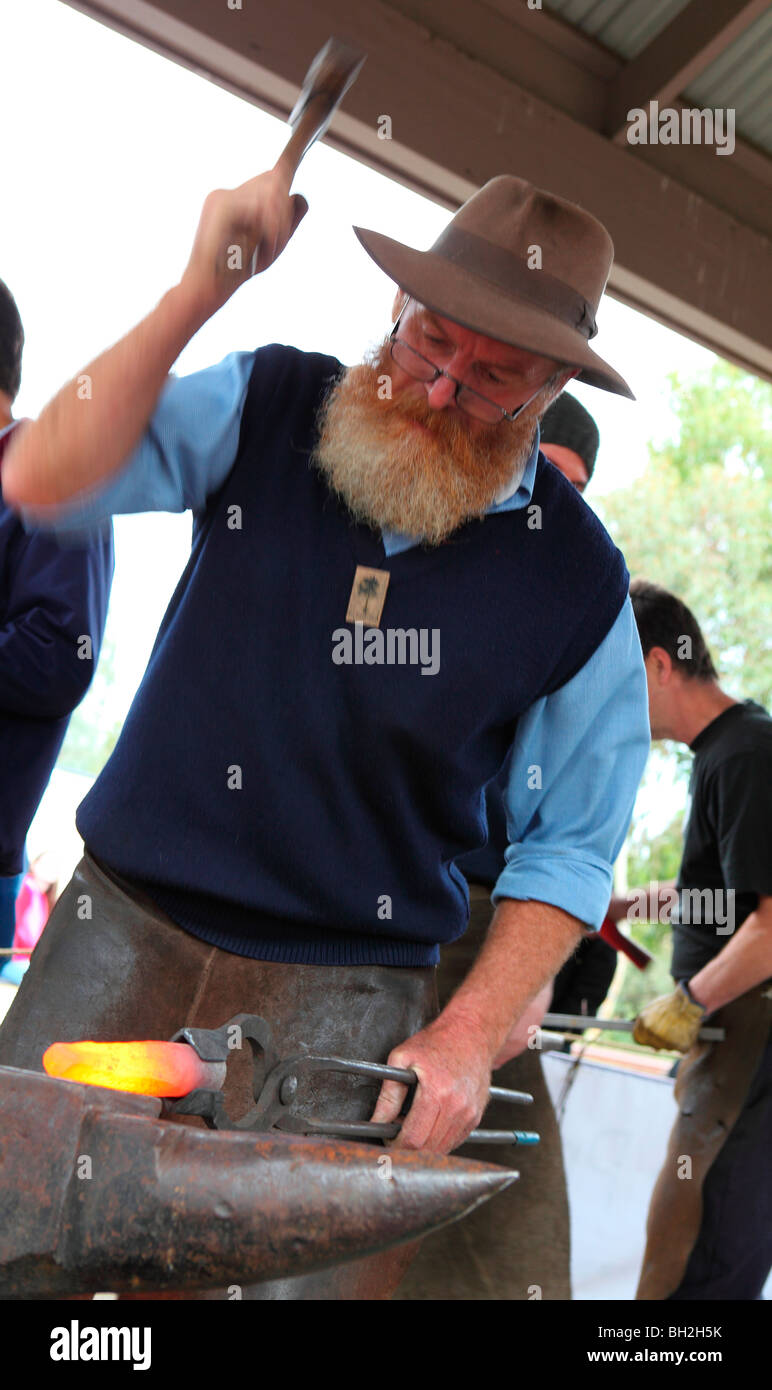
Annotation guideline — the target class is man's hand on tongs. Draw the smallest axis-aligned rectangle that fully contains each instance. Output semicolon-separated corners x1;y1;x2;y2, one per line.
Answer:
370;1011;494;1155
371;899;584;1153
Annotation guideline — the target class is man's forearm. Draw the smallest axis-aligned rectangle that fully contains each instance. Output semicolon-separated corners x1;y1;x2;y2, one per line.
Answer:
689;900;772;1013
371;897;584;1151
439;897;584;1059
2;283;208;509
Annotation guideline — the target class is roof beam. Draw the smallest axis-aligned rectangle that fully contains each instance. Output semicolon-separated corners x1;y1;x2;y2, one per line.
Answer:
381;0;620;130
628;98;772;241
605;0;769;141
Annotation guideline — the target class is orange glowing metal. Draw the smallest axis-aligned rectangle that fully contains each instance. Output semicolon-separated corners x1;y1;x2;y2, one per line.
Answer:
42;1039;224;1097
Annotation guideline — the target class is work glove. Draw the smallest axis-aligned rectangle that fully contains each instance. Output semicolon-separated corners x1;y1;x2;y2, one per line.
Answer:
633;982;706;1052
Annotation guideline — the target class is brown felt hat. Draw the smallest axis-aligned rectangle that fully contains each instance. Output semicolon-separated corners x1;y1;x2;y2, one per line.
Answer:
354;175;633;398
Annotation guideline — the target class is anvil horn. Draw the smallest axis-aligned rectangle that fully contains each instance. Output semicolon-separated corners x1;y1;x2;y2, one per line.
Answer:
0;1066;515;1298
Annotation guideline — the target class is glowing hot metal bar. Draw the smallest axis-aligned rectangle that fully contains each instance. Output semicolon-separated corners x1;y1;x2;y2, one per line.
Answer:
43;1039;226;1097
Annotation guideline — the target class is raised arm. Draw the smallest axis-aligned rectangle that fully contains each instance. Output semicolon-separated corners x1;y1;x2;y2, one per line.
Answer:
2;169;308;510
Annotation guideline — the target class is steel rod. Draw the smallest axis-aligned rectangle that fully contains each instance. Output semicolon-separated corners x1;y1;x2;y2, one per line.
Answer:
542;1011;725;1041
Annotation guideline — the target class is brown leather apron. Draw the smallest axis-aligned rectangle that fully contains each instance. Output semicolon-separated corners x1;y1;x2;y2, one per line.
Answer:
636;983;772;1301
393;884;571;1300
0;853;438;1299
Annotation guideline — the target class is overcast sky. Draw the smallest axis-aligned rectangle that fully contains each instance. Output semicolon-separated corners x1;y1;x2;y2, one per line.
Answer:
3;0;719;835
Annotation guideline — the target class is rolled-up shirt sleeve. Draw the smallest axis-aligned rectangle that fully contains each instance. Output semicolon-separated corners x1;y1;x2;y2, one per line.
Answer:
19;350;256;536
491;596;650;928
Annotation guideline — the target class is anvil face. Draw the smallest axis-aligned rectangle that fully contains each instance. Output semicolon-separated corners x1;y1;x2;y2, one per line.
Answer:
0;1065;515;1298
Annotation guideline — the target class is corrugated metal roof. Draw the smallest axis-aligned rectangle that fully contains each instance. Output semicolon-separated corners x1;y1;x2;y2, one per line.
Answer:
544;0;693;60
546;0;772;155
684;6;772;152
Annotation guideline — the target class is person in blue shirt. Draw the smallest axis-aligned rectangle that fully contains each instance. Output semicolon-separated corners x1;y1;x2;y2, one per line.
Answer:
0;169;649;1299
0;278;113;962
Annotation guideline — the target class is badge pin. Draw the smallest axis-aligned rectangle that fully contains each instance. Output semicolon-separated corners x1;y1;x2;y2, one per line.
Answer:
346;566;391;627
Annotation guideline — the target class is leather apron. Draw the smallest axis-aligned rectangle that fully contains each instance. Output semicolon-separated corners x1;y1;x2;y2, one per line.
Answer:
0;853;438;1300
636;983;772;1301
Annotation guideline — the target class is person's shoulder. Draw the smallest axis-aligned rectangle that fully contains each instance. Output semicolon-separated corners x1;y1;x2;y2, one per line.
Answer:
533;449;623;577
701;702;772;773
716;701;771;747
249;342;344;385
240;343;343;419
535;451;607;532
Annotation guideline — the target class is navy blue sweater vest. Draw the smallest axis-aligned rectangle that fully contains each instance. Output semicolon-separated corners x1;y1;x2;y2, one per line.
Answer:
77;345;628;965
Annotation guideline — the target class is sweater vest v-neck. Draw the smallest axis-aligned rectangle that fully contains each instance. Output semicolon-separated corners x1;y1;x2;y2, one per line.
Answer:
77;344;628;965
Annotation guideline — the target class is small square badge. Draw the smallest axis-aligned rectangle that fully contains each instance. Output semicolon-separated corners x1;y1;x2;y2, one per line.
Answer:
346;566;391;627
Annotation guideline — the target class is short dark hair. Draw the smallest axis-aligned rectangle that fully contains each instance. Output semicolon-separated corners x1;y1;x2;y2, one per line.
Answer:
630;579;718;681
0;279;24;401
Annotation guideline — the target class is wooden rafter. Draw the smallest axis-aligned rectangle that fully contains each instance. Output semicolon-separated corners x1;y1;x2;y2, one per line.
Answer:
604;0;770;140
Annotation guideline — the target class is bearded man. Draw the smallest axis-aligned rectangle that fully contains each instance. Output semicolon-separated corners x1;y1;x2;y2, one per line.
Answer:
0;168;649;1300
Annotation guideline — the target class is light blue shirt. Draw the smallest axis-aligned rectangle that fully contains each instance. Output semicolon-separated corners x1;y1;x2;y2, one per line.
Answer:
26;351;650;928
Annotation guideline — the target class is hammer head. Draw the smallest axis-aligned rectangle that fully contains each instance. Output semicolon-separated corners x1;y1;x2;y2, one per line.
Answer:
288;36;366;139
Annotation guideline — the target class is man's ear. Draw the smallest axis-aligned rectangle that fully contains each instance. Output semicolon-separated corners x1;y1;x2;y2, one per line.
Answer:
541;366;576;411
648;646;674;684
546;366;578;401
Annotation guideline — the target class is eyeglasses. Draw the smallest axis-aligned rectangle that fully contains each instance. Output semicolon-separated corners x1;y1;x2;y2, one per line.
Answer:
388;298;550;423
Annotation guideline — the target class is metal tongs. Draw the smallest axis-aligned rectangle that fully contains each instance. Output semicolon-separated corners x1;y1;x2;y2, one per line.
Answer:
164;1013;539;1146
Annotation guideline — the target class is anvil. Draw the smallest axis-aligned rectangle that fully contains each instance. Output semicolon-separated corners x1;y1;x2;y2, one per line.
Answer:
0;1063;516;1299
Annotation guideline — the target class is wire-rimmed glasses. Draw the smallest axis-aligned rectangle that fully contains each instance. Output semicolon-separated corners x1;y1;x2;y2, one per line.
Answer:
389;299;550;423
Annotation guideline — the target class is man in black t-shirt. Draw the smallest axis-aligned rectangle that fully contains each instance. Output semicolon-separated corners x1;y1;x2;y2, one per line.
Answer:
619;580;772;1301
669;698;772;983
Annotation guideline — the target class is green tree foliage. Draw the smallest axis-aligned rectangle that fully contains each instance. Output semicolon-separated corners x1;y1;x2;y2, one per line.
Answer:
627;810;685;888
653;362;772;483
599;431;772;708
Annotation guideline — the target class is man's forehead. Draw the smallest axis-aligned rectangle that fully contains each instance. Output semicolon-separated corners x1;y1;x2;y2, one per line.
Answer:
413;303;548;370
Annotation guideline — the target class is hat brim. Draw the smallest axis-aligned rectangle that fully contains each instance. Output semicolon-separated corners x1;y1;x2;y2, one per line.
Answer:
354;226;634;400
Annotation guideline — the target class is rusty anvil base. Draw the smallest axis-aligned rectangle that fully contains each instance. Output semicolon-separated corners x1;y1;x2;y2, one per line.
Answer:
0;1066;516;1299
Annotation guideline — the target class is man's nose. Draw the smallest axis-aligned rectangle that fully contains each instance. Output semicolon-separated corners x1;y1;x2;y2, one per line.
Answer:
424;373;458;410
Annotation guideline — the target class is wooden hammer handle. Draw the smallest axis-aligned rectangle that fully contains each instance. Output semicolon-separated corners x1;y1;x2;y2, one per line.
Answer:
273;94;331;186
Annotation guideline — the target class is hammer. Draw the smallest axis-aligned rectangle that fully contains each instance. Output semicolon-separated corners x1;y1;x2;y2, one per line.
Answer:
274;37;366;186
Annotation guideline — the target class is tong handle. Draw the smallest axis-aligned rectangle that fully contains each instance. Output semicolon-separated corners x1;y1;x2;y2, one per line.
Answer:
385;1067;534;1108
279;1114;539;1144
271;1059;538;1145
